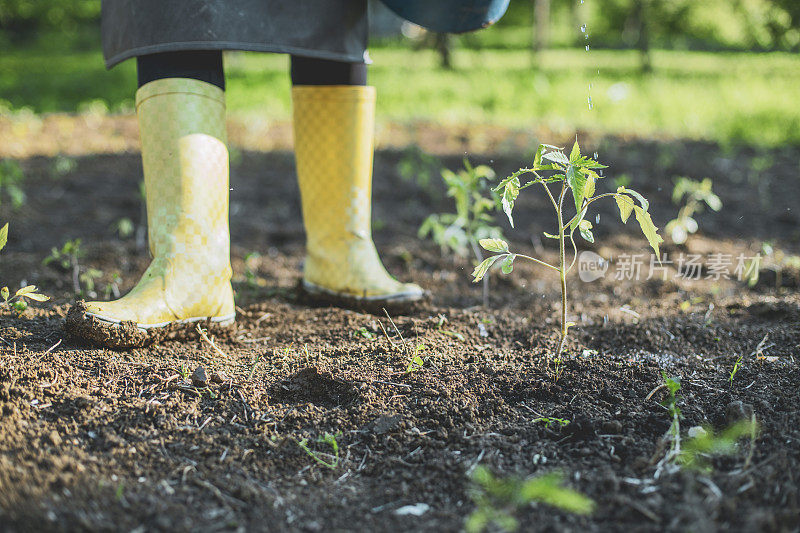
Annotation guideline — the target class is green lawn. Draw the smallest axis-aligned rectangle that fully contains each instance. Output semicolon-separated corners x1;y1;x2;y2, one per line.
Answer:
2;38;799;147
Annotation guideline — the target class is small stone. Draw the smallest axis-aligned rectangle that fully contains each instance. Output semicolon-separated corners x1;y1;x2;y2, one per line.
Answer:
210;370;229;384
601;420;623;434
688;426;707;439
191;366;209;388
47;430;62;447
725;401;754;425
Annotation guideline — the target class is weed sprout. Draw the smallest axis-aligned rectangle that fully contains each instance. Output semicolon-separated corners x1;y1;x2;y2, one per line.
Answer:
0;223;49;312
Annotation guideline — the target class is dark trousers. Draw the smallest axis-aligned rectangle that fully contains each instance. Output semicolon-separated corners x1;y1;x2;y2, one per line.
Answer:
136;51;367;90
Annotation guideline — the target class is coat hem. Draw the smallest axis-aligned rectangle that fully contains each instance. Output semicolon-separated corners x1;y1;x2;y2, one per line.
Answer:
105;41;368;69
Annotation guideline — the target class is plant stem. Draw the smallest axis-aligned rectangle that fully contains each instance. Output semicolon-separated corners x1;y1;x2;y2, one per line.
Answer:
555;185;568;362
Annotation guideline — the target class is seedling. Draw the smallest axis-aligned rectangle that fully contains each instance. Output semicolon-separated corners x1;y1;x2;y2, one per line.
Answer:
44;238;87;294
352;326;374;340
397;144;440;195
1;223;49;312
406;343;426;373
680;419;758;472
420;159;503;307
0;159;25;209
533;417;570;428
435;313;465;342
665;177;721;244
729;354;744;385
661;372;682;463
296;432;341;469
466;466;594;533
111;218;134;239
473;142;662;363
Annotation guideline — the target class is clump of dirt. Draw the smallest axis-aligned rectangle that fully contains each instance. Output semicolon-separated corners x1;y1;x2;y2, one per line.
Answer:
269;366;360;407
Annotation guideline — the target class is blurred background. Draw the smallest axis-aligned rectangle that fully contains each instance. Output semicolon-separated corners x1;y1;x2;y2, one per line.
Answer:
1;0;799;147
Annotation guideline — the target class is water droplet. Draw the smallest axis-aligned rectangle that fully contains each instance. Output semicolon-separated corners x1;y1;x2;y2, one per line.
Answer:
593;152;599;159
587;96;593;109
585;45;590;51
596;214;601;224
580;24;587;32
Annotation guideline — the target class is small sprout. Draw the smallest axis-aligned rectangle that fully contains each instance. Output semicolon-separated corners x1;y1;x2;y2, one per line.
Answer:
665;177;721;244
406;343;426;373
296;432;341;469
533;417;570;428
397;144;440;193
352;326;374;340
0;159;26;209
112;218;135;239
729;354;744;385
680;419;759;472
466;467;594;532
420;159;503;307
1;223;50;311
474;141;662;366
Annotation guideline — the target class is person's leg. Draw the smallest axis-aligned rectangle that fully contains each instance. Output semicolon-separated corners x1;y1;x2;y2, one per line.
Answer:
290;56;424;305
67;51;234;347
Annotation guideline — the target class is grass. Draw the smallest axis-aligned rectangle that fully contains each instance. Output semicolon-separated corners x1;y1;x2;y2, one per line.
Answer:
2;34;800;147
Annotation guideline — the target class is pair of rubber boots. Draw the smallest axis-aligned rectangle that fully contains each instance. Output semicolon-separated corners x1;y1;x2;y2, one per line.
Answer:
66;78;423;348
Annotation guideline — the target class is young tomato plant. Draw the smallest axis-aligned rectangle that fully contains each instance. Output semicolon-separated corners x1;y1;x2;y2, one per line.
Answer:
1;223;49;312
472;142;663;362
419;159;503;307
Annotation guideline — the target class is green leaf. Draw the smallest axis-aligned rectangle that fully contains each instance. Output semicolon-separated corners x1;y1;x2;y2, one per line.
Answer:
479;238;508;253
15;285;38;296
501;180;519;228
633;205;664;259
519;472;595;515
0;223;7;252
472;255;500;282
1;287;8;302
583;170;595;198
21;292;49;302
543;151;570;166
566;165;587;214
501;254;515;274
615;194;635;223
569;139;581;163
533;144;545;169
619;187;649;211
579;220;594;243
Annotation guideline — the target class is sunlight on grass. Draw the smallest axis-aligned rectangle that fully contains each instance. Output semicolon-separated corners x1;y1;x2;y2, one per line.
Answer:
1;43;798;147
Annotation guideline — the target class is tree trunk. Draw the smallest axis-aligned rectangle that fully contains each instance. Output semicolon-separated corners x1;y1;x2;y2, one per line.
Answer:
533;0;551;54
434;33;453;69
633;0;652;73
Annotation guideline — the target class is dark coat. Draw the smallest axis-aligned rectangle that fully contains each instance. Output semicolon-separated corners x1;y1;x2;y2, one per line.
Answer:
102;0;368;68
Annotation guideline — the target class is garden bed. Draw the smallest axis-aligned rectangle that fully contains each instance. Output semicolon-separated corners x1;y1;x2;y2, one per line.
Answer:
1;136;798;531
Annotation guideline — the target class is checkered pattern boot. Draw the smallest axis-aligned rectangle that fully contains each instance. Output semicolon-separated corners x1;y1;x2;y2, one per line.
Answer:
69;78;234;344
292;85;424;306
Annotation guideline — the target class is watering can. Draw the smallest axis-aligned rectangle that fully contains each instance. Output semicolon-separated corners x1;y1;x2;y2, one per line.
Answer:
380;0;511;33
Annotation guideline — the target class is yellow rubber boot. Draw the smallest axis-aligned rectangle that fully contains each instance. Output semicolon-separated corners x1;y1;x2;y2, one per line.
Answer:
292;85;424;306
67;78;235;347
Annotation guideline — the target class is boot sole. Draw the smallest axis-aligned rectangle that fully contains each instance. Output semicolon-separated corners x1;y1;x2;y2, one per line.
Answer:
65;301;236;350
300;280;428;314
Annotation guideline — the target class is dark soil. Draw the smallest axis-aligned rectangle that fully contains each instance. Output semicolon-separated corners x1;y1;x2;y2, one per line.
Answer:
1;127;799;532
